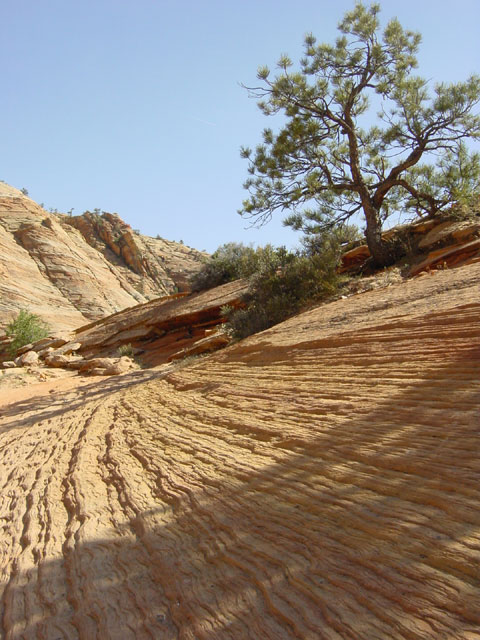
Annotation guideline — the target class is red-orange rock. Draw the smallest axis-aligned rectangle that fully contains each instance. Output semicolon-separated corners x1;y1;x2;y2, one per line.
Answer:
15;350;39;367
409;238;480;276
70;279;247;366
338;243;370;272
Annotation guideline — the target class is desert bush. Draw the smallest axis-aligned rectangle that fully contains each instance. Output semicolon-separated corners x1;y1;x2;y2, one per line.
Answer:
6;310;50;356
117;343;135;359
225;241;342;340
196;227;351;339
190;242;269;291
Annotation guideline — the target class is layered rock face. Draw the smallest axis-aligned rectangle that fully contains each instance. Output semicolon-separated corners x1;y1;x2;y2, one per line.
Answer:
0;261;479;638
339;213;480;274
0;280;248;373
69;278;247;364
0;183;206;331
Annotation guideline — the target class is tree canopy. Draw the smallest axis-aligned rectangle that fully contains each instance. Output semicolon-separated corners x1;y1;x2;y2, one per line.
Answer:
239;2;480;266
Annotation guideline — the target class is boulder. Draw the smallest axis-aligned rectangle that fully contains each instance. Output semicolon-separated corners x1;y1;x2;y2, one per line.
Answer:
417;220;480;250
15;350;39;366
102;356;137;376
54;341;82;356
63;356;86;371
31;335;71;351
44;353;71;368
37;346;55;360
338;244;370;273
2;361;17;368
78;356;137;376
409;238;480;276
78;357;119;372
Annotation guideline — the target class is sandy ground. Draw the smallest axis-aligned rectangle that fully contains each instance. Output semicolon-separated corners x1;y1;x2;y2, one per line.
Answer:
0;262;479;639
0;368;163;412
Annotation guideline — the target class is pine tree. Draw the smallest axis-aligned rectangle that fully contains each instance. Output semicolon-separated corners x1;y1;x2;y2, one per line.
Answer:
240;2;480;266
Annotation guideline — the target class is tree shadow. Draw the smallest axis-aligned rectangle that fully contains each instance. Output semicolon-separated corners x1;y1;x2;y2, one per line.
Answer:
0;367;173;435
0;332;479;638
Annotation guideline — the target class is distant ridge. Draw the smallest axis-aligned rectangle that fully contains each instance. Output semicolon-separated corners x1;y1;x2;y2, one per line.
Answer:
0;183;206;331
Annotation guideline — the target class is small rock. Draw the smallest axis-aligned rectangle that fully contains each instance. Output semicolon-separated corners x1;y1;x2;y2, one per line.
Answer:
15;350;40;367
54;341;82;356
44;353;70;368
103;356;137;375
2;361;17;369
64;356;85;370
37;346;55;360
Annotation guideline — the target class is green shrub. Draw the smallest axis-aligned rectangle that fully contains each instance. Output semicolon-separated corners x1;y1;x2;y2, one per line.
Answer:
224;229;349;340
117;343;135;359
6;310;50;356
226;253;340;339
194;227;351;339
191;242;282;291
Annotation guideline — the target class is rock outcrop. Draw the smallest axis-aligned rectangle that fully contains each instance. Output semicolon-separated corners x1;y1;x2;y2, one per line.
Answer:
0;183;206;332
68;278;247;363
339;212;480;274
0;279;247;373
0;261;479;638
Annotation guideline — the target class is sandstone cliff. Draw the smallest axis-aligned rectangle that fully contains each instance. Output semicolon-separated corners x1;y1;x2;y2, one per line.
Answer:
0;183;206;331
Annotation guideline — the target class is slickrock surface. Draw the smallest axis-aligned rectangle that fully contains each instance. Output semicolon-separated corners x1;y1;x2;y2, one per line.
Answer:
0;262;479;639
0;184;205;331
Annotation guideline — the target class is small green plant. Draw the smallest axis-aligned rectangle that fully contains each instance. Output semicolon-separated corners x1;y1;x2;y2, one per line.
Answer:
117;343;135;359
20;187;29;196
6;310;50;356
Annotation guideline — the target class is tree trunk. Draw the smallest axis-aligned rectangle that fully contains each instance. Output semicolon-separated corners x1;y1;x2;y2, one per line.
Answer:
363;204;396;268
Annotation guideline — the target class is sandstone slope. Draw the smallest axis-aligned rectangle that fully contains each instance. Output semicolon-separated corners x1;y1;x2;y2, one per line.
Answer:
0;183;206;332
0;261;479;639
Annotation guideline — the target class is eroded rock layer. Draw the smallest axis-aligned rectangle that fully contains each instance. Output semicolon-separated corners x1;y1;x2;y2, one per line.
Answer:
0;262;479;639
0;184;206;331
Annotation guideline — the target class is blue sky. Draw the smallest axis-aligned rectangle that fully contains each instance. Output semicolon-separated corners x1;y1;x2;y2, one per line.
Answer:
2;0;479;252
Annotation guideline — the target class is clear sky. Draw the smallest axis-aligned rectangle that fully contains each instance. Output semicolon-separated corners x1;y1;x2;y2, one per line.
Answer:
2;0;479;252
